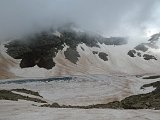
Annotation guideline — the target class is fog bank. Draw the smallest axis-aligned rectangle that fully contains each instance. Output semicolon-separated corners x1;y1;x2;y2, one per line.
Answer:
0;0;160;42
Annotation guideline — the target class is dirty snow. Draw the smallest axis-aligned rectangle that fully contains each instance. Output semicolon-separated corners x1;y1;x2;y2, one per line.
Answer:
0;100;160;120
0;75;158;106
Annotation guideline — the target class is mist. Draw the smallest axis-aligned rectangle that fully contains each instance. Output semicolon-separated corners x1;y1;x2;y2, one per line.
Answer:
0;0;160;42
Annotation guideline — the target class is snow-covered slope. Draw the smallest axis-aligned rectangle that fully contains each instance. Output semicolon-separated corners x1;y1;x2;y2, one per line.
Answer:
0;75;157;106
1;30;160;79
1;100;160;120
1;30;160;120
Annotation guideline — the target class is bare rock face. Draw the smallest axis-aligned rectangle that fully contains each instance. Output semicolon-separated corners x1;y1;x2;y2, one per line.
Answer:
137;52;141;57
98;52;108;61
128;50;136;57
81;47;85;51
92;51;98;55
143;54;157;60
134;43;148;52
128;49;157;61
148;32;160;43
20;55;36;68
127;33;159;60
64;47;80;64
5;28;127;69
119;81;160;110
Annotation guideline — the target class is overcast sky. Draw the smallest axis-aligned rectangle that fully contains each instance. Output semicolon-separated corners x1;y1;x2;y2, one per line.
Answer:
0;0;160;41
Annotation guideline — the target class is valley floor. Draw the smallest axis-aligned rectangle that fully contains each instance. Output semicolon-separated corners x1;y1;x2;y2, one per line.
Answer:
0;100;160;120
0;74;160;120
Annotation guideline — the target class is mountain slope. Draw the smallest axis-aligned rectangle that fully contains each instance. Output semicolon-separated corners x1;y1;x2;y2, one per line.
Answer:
1;29;160;78
0;44;16;79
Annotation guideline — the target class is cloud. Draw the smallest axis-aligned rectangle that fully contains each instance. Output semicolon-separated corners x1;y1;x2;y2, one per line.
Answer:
0;0;159;41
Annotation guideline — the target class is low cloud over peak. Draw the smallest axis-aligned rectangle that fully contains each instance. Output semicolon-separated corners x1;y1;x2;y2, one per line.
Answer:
0;0;160;41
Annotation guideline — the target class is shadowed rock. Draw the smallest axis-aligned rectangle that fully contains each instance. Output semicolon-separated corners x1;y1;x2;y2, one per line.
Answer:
92;51;98;54
128;33;160;60
128;50;136;57
98;52;108;61
137;52;141;57
37;58;55;69
143;75;160;79
0;90;47;103
5;28;127;69
134;44;148;52
64;47;80;64
12;88;42;97
148;32;160;43
81;47;85;51
143;54;157;60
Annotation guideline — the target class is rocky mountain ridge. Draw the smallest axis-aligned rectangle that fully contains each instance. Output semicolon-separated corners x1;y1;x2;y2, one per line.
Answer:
0;28;160;78
4;29;127;70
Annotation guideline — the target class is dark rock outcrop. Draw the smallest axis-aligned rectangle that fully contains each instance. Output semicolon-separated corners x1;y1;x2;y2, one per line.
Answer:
92;51;98;54
105;81;160;110
127;33;159;60
98;52;108;61
148;32;160;43
128;50;136;57
64;47;80;64
143;75;160;79
128;49;157;60
134;44;148;52
137;52;141;57
143;54;157;60
0;90;46;103
81;47;85;51
5;28;127;69
12;88;42;97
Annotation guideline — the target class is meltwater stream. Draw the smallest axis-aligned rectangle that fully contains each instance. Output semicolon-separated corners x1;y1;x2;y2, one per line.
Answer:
0;77;73;84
